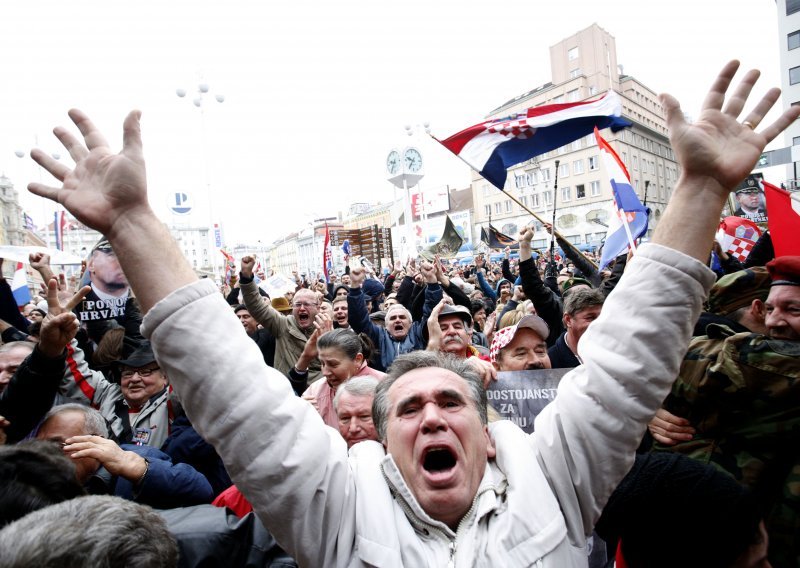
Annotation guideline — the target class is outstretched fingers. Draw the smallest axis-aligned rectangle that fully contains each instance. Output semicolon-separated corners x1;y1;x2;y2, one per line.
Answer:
721;69;760;119
700;60;740;111
122;110;143;156
30;148;71;183
760;102;800;144
27;180;62;204
54;126;89;163
68;109;110;151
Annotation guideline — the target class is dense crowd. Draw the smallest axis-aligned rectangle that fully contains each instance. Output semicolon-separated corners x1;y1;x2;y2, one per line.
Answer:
0;62;798;568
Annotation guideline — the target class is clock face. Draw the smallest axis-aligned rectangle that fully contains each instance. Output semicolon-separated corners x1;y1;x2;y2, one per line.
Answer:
386;150;401;175
404;148;423;173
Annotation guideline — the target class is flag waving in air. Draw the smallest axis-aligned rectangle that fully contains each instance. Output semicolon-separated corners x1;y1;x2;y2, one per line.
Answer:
595;128;649;269
323;223;333;283
437;92;630;190
762;181;800;256
12;262;31;307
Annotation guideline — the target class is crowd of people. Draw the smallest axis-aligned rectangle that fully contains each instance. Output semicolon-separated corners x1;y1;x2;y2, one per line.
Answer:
0;61;797;567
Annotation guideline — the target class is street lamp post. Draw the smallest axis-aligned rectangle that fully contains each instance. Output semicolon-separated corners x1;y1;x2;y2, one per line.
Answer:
176;81;225;281
386;122;429;259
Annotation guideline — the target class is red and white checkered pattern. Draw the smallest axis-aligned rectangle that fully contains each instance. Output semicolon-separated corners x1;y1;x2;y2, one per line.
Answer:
727;237;755;263
485;119;535;139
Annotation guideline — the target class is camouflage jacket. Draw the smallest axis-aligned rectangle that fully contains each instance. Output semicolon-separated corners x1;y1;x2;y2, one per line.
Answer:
656;324;800;565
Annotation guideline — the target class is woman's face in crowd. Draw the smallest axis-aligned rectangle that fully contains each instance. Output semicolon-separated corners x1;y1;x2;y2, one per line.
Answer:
319;346;362;390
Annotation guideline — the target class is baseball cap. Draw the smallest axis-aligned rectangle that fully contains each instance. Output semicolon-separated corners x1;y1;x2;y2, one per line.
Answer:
438;304;473;327
489;314;550;362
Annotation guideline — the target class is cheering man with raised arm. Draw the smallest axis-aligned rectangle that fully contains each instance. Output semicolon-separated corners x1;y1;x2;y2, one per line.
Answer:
28;62;797;567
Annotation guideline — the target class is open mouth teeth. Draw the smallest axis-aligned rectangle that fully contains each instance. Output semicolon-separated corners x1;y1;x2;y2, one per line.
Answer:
423;448;456;472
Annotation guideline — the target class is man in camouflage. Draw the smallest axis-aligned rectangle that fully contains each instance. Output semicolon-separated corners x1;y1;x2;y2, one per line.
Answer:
654;256;800;566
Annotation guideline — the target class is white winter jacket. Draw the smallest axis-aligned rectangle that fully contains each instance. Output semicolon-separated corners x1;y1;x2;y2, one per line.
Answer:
142;244;714;567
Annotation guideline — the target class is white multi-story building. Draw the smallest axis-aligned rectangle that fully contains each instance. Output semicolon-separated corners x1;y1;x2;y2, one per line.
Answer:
170;226;213;276
472;24;678;251
0;176;25;248
777;0;800;186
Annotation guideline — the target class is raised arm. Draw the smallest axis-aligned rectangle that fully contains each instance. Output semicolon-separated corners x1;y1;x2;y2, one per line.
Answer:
528;61;800;542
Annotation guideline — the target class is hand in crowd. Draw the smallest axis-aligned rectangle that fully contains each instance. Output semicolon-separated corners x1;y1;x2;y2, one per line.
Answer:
63;435;148;482
28;110;149;239
240;256;255;279
648;408;696;446
348;267;365;289
466;356;497;389
475;254;485;271
419;261;436;283
425;300;448;352
512;285;525;303
38;279;91;358
663;61;800;201
38;273;73;305
0;415;9;445
433;254;449;287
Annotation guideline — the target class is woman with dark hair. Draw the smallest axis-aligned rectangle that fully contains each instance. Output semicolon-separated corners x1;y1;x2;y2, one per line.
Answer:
295;326;385;429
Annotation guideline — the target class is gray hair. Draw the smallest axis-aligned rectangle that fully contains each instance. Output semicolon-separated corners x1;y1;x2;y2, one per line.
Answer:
333;376;379;411
563;287;605;316
385;303;412;321
0;495;178;567
0;341;35;356
42;404;109;438
372;351;487;442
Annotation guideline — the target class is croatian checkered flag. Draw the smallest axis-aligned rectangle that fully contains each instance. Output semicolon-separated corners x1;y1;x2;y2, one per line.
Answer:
716;216;762;263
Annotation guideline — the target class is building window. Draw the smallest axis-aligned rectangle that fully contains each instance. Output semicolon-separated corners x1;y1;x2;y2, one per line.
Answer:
494;203;502;214
572;139;582;151
562;186;571;202
589;85;597;96
483;184;492;196
650;162;656;175
793;136;800;146
790;66;800;85
621;151;627;165
590;180;601;196
588;156;599;171
532;239;548;249
789;0;800;16
576;184;586;199
484;205;491;216
505;200;512;213
543;190;552;205
531;193;540;208
568;46;579;61
553;94;564;104
632;156;639;170
566;235;581;244
567;88;579;102
541;168;551;182
573;160;584;174
559;163;570;177
569;68;581;79
520;195;528;208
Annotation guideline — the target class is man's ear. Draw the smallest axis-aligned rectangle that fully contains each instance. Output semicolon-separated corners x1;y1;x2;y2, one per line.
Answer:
563;313;573;329
750;298;766;322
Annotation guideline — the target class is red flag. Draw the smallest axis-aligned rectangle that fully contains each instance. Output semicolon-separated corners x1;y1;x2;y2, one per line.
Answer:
323;223;332;283
763;181;800;256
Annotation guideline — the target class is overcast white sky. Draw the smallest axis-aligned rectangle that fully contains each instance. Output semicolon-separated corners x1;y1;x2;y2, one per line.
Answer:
0;0;787;246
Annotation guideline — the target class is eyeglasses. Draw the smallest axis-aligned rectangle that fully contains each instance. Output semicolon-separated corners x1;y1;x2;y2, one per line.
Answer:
293;301;318;309
120;366;160;379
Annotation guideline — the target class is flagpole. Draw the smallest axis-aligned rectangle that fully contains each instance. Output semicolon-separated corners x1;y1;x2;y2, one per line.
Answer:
548;160;560;275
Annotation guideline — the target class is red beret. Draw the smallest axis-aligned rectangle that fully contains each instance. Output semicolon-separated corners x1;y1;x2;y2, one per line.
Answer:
766;256;800;286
